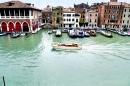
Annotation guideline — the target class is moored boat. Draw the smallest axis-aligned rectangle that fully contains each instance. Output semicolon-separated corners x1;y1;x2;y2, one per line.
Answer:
84;32;90;37
89;30;96;36
68;30;77;38
101;30;113;38
11;32;20;38
0;32;7;36
51;42;82;50
55;30;62;37
77;29;84;38
48;30;53;34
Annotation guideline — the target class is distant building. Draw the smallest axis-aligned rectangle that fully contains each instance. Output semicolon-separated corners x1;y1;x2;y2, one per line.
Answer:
52;6;63;27
74;3;89;9
85;9;89;23
98;1;124;28
63;11;80;28
0;0;42;32
74;3;89;23
122;4;130;29
42;5;52;24
88;10;98;28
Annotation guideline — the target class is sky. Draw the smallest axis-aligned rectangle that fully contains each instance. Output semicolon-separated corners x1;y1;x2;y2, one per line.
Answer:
0;0;130;9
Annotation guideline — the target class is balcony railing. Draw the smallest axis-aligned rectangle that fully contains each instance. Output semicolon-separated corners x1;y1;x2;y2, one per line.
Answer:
0;16;33;19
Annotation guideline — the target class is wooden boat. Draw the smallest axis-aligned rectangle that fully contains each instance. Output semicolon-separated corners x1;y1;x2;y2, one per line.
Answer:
101;30;113;38
0;32;7;36
51;42;82;50
55;30;62;37
89;30;96;36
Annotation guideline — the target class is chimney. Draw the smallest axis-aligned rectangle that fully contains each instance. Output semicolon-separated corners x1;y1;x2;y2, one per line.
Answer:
32;4;34;7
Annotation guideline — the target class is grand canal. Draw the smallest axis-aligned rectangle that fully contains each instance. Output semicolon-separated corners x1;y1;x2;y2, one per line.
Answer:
0;29;130;86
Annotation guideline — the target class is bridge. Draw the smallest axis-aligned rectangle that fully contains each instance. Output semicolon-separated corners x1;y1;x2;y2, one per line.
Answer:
40;23;58;29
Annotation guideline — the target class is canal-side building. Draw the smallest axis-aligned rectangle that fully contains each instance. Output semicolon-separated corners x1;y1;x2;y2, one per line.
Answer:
42;5;52;24
121;4;130;29
88;10;98;28
85;9;89;23
63;11;80;28
74;3;89;23
52;6;63;27
98;0;124;29
0;0;42;32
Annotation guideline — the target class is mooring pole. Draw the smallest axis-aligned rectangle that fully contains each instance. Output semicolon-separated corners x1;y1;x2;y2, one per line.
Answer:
3;76;6;86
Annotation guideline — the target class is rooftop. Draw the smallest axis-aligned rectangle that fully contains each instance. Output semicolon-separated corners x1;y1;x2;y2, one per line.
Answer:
0;0;41;11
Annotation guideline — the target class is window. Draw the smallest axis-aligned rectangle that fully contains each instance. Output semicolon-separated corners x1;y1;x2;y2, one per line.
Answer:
90;14;92;16
123;20;124;23
128;14;130;17
89;19;91;22
95;19;97;22
129;9;130;12
95;14;97;16
69;19;71;21
124;9;126;12
124;14;125;17
76;19;78;22
64;19;65;21
104;15;106;18
127;20;129;24
72;19;74;21
120;20;122;23
105;10;106;13
104;20;105;22
108;20;109;23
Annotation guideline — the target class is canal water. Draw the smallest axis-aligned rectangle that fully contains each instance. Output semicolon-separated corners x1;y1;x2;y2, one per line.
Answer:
0;29;130;86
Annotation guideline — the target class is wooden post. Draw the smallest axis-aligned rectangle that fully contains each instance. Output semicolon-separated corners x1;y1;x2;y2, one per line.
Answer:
3;76;6;86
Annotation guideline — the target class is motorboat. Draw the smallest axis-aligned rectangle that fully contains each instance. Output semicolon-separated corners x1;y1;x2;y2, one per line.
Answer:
48;30;53;34
55;30;62;37
0;32;7;36
68;30;77;38
51;42;82;50
77;29;84;38
11;32;20;38
84;32;90;37
89;30;96;36
100;30;113;38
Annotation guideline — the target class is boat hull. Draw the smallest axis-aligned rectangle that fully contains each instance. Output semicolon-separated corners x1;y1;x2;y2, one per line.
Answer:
101;31;113;38
52;44;82;50
0;33;7;36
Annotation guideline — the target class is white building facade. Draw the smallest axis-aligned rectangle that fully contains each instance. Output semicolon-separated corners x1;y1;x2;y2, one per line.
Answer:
122;7;130;29
63;12;80;28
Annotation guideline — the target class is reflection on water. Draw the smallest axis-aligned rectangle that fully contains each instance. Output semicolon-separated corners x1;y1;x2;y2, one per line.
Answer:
0;29;130;86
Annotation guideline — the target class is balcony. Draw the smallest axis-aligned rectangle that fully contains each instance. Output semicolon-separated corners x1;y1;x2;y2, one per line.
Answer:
0;16;33;19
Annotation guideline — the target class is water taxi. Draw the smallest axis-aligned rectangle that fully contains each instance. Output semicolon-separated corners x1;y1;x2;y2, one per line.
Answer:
51;42;82;50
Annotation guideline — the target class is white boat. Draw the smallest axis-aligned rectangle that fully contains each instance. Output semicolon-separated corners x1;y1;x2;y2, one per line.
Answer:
101;30;113;38
51;42;82;50
0;32;7;36
55;30;62;37
48;31;52;34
